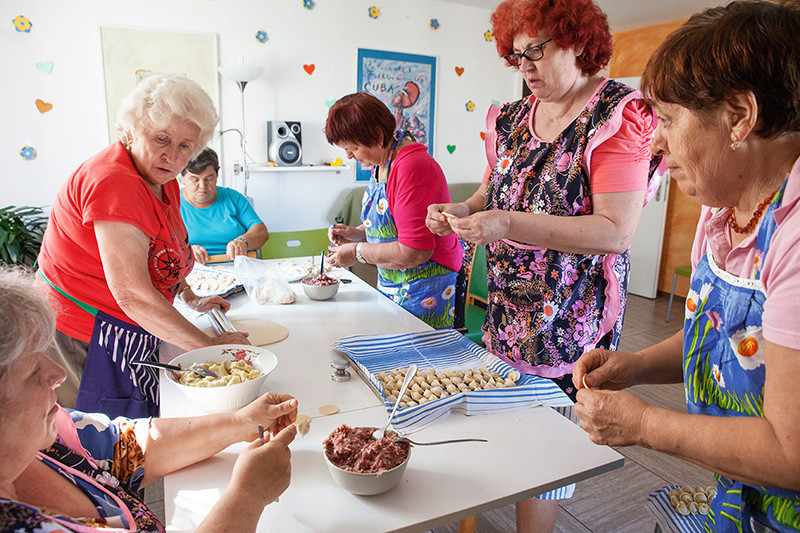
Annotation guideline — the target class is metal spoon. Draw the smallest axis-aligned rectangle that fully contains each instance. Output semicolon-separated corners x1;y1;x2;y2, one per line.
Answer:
131;360;217;379
394;436;488;446
373;363;418;440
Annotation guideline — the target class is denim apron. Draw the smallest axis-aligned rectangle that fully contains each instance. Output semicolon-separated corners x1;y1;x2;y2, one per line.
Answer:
40;271;161;419
683;181;800;532
362;131;458;329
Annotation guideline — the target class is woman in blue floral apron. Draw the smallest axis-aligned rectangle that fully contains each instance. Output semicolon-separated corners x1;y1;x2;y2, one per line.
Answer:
325;92;463;329
573;3;800;531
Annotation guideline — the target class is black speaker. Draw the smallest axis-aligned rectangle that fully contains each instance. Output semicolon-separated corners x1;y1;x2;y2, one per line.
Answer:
267;121;302;166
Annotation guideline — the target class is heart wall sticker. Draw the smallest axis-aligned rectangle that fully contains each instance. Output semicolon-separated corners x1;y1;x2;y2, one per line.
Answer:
36;60;53;74
446;145;456;154
35;99;53;113
455;66;464;76
303;64;315;75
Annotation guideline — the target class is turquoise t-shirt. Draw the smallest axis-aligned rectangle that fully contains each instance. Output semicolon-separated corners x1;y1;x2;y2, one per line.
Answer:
180;187;263;255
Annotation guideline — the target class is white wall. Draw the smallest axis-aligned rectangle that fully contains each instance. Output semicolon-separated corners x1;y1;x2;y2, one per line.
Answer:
2;0;518;231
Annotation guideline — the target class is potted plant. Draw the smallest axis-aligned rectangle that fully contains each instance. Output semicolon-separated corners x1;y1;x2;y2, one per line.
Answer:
0;205;48;266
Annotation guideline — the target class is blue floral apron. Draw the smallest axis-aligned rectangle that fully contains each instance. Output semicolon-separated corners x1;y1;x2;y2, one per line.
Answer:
361;131;458;329
683;181;800;532
39;271;161;419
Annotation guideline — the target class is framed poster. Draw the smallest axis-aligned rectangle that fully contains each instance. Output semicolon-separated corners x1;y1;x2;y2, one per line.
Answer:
100;27;219;144
356;48;437;181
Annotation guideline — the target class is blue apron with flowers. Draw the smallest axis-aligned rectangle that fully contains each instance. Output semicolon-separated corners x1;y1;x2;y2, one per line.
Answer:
361;132;457;329
683;181;800;532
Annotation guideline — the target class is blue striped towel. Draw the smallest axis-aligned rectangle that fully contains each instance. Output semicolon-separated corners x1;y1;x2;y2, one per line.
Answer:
645;485;708;533
331;330;572;432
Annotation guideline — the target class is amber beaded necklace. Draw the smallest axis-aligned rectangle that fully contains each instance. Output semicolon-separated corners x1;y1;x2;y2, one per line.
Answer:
728;188;778;234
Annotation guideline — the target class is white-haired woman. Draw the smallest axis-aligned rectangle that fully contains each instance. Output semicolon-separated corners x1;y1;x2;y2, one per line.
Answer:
37;75;249;419
0;267;296;532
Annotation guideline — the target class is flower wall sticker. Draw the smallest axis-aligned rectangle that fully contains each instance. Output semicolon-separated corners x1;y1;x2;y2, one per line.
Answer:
484;30;493;42
368;6;380;19
12;15;32;33
303;0;316;9
19;146;37;161
255;30;268;43
465;101;475;112
430;19;440;30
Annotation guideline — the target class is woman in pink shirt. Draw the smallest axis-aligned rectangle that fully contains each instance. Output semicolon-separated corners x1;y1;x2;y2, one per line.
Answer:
573;2;800;531
325;92;462;329
426;0;661;529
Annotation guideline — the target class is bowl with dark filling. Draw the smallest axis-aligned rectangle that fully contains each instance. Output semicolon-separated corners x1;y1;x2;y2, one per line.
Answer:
323;424;411;495
301;274;340;300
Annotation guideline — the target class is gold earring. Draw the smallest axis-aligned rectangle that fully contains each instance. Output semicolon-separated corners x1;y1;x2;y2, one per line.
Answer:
730;140;740;151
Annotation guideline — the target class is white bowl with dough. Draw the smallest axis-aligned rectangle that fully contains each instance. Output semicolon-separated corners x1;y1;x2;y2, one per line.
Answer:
166;344;277;413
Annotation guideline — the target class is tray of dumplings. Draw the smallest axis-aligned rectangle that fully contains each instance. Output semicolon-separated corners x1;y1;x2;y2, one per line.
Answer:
646;484;717;532
332;329;572;432
185;264;243;298
274;257;333;282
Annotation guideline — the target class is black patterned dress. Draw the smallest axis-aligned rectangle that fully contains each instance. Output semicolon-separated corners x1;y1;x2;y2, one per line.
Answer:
482;79;661;381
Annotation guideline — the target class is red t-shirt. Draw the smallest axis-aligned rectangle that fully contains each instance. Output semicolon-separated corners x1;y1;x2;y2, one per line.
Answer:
385;143;463;273
38;142;193;341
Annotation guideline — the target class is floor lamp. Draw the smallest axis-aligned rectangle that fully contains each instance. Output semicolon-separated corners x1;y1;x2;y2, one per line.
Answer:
217;64;263;196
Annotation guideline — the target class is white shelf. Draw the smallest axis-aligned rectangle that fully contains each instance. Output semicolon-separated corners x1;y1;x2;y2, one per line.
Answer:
249;164;351;174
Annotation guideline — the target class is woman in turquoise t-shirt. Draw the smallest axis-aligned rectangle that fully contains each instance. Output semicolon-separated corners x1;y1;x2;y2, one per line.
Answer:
180;148;269;263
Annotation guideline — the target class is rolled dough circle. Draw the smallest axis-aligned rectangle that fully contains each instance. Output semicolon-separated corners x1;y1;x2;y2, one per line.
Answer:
203;318;289;346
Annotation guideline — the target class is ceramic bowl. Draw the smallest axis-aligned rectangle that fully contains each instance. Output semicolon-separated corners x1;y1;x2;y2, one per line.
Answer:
301;276;340;300
166;344;277;413
323;450;410;496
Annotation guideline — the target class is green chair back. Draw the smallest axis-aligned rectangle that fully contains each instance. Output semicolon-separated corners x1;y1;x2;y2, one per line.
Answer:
260;229;331;259
468;245;488;305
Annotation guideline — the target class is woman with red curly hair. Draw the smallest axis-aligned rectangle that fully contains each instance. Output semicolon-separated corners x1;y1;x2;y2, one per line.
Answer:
427;0;662;530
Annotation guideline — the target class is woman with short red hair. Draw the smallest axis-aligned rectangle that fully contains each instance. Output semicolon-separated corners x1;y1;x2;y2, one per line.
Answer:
325;92;462;329
427;0;662;530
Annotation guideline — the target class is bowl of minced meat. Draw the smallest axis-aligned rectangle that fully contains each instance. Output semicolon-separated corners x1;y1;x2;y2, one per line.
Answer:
323;424;411;495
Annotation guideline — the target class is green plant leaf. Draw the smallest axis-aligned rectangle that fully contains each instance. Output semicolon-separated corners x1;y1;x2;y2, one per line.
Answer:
0;204;48;265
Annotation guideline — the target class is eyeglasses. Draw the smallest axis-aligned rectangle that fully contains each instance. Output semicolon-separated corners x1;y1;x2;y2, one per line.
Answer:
504;39;553;67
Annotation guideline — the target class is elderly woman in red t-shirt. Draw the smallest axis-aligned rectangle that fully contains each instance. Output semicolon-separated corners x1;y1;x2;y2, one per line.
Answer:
325;92;463;329
38;75;248;419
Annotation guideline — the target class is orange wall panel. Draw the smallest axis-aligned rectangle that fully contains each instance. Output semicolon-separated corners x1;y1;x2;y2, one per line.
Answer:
609;18;701;297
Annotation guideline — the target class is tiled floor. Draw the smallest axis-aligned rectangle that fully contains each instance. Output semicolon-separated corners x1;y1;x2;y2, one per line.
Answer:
432;292;715;533
147;292;711;532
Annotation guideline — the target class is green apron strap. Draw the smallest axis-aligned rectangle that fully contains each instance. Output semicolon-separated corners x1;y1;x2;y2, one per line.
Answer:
38;270;99;317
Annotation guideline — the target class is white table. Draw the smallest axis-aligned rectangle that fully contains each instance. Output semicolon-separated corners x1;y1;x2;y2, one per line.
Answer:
160;267;623;532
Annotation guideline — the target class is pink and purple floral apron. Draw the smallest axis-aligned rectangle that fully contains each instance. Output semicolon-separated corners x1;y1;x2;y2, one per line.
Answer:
483;79;662;383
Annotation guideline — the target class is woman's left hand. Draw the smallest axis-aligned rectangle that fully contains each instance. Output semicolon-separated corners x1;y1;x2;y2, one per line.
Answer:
184;293;231;314
574;389;650;447
327;243;357;268
448;210;510;245
226;238;248;260
235;392;299;439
